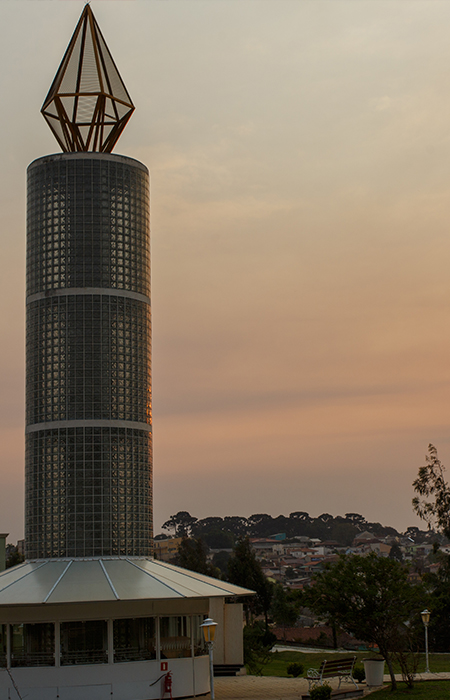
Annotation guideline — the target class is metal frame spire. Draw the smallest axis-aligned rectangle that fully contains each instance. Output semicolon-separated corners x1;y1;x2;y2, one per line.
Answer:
41;4;135;153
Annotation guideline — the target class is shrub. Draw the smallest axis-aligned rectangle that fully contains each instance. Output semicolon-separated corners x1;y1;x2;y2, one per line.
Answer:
310;684;332;700
287;662;304;677
352;663;365;683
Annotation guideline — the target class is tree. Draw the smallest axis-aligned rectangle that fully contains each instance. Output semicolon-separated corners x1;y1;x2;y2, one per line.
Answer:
227;537;273;625
423;555;450;651
247;513;274;537
404;526;421;542
329;521;359;547
190;516;237;549
289;511;311;522
389;543;404;563
242;621;276;675
344;513;367;528
305;553;424;690
284;566;297;579
412;444;450;538
5;545;24;569
192;516;224;537
365;521;398;538
175;537;216;577
223;516;248;538
162;511;198;537
202;529;234;550
317;513;333;523
270;584;299;640
212;550;231;578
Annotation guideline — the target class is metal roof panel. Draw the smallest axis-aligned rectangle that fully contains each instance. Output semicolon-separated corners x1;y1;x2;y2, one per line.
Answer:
0;561;69;605
45;560;116;604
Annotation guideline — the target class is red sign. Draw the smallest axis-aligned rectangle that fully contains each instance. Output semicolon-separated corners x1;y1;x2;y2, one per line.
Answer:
161;661;168;671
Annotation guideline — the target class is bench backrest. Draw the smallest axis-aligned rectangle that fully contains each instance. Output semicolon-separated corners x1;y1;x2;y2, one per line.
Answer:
320;657;355;677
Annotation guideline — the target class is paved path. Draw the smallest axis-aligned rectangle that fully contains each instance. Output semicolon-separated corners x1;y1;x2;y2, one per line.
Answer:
273;645;351;654
191;672;450;700
194;675;365;699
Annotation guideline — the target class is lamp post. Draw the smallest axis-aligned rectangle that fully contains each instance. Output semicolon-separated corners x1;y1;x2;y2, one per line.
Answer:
421;609;430;674
200;617;218;700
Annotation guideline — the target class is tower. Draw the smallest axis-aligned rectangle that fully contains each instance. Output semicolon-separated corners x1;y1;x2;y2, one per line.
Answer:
0;8;249;698
25;5;152;558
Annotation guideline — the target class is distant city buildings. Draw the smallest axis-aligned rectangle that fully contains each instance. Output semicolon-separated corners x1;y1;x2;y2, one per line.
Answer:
155;511;442;596
155;528;439;591
245;531;436;589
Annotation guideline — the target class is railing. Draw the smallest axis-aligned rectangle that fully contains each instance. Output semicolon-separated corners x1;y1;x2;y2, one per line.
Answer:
11;651;55;667
160;638;191;659
60;649;108;666
114;646;156;663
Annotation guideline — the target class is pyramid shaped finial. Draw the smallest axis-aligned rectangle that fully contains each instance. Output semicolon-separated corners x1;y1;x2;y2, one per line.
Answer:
41;4;134;153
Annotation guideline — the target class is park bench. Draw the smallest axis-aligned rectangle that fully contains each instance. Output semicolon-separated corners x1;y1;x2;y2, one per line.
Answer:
307;656;358;691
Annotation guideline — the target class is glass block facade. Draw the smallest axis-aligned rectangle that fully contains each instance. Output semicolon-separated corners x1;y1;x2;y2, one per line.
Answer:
25;153;152;558
26;155;150;296
26;295;151;424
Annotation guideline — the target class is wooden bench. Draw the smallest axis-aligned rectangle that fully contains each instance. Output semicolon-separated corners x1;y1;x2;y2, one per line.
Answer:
307;656;358;691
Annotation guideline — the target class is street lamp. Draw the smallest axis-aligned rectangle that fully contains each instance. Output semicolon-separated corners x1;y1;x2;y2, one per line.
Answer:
200;617;218;700
421;609;431;674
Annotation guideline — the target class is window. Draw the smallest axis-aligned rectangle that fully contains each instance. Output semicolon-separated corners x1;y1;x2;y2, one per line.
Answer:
192;616;206;657
160;616;191;659
0;625;6;667
60;620;107;665
113;617;156;662
10;623;55;667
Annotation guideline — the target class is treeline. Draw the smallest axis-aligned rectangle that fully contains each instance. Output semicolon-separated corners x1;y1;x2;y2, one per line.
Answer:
157;510;428;548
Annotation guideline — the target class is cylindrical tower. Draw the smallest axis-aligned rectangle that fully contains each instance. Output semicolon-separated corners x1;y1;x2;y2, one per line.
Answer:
25;152;152;558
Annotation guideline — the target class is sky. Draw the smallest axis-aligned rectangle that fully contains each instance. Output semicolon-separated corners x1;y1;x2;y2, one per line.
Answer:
1;0;450;542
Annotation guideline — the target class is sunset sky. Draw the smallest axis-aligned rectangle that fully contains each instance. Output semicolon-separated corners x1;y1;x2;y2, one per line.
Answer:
1;0;450;543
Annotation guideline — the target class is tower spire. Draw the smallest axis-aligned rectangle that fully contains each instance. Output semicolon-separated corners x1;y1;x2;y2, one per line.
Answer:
41;4;134;153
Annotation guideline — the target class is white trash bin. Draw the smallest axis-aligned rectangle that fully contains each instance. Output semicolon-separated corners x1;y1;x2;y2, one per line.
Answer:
363;658;385;686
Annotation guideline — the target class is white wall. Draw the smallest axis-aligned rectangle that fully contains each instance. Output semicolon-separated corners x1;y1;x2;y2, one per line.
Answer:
0;656;210;700
209;598;244;666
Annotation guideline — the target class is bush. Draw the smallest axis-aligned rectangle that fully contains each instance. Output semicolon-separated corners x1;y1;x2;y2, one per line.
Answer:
287;662;304;677
310;684;332;700
352;663;365;683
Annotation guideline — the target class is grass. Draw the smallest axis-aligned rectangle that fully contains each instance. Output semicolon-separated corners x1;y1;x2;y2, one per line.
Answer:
367;681;450;698
258;650;450;678
260;650;368;677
